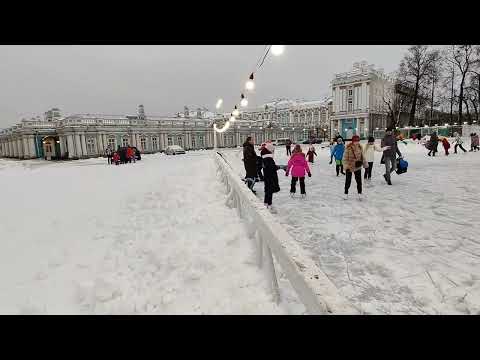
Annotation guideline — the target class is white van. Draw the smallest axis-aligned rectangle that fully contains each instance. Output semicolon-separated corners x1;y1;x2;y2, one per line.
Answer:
271;138;290;146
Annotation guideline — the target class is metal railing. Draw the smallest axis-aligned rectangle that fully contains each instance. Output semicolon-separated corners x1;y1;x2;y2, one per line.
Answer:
214;152;359;315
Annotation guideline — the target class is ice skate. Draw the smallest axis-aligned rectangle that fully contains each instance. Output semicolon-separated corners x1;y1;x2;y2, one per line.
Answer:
343;193;349;200
290;192;295;198
357;193;364;201
301;194;306;199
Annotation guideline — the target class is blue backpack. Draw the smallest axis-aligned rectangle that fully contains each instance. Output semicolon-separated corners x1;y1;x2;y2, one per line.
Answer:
396;158;408;174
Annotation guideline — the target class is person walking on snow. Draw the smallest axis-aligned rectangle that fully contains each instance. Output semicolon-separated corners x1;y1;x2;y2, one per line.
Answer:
105;145;113;164
381;126;402;185
261;142;281;211
285;139;292;156
428;131;439;157
330;138;346;176
453;132;467;154
306;143;317;163
474;133;480;151
362;136;384;181
342;135;368;200
441;136;451;156
286;144;311;198
243;136;258;194
112;152;120;165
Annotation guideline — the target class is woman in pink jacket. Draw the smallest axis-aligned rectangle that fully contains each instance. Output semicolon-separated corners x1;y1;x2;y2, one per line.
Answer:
286;144;311;198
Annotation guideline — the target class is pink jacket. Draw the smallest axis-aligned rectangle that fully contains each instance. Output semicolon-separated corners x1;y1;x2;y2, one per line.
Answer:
287;152;310;177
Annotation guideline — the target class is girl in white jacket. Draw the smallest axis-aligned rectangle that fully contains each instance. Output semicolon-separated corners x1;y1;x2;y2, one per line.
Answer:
362;136;386;181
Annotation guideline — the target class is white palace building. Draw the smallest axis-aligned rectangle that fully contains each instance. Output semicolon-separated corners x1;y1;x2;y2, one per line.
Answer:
0;100;331;161
330;61;393;139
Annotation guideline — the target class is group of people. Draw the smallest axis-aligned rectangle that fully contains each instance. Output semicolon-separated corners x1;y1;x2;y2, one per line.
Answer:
241;127;408;210
105;145;141;165
425;131;479;156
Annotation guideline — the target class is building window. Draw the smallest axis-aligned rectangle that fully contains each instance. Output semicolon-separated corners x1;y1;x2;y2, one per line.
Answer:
198;135;204;147
152;137;158;151
177;136;183;147
191;136;196;148
108;137;116;149
348;89;353;96
86;138;95;154
348;99;353;112
140;137;147;150
122;137;129;147
167;136;173;146
226;135;234;146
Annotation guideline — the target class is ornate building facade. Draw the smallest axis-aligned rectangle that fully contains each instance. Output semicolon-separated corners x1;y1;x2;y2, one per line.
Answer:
1;103;322;160
331;61;393;139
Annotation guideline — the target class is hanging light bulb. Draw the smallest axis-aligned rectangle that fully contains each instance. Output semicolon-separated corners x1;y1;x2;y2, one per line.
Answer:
245;73;255;91
271;45;285;56
240;94;248;107
215;98;223;109
230;115;236;123
232;106;240;117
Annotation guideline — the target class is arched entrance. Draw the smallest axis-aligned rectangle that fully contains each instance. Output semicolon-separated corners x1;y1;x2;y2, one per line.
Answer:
42;136;60;160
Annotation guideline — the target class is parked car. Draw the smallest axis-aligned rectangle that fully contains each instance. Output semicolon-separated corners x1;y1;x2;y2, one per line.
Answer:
271;138;290;146
165;145;186;155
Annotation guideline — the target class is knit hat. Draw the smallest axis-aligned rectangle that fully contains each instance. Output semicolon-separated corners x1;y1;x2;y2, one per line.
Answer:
337;138;343;144
368;136;375;143
265;142;275;153
386;126;394;132
352;135;360;142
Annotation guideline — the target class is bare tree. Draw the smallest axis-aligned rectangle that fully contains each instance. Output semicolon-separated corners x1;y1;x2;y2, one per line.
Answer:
398;45;441;126
465;75;479;122
445;45;479;123
383;81;411;128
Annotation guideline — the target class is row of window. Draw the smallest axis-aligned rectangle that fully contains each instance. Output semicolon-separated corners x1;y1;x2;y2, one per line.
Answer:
101;135;207;151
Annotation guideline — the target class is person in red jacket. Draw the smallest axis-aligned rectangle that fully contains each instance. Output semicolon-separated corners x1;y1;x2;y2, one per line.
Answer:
112;152;120;165
441;137;451;156
127;146;135;163
286;144;311;198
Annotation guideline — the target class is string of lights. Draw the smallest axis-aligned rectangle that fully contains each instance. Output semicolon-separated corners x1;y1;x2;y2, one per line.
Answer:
213;45;286;135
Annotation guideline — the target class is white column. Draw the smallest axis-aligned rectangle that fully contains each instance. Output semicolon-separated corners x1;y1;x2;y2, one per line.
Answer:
59;136;65;158
23;137;30;158
102;134;107;150
75;134;82;157
28;136;36;158
81;133;87;157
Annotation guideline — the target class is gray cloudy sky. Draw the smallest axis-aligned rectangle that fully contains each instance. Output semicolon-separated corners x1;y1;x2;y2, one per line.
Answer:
0;45;409;128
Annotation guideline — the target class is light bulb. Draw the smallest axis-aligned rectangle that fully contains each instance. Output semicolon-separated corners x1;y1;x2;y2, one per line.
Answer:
232;107;240;117
271;45;285;56
245;80;255;91
230;116;236;122
215;99;223;109
240;98;248;107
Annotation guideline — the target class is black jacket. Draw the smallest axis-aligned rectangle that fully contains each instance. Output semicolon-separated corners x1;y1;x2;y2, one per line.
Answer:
243;142;257;179
262;156;280;194
381;135;402;159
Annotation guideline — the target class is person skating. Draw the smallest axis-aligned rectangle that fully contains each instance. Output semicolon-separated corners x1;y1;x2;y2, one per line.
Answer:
105;145;113;164
285;139;292;156
286;144;311;198
474;133;480;151
342;135;368;200
381;127;402;185
261;142;280;211
306;143;317;163
243;136;258;194
362;136;384;182
331;138;345;176
453;132;467;154
112;152;120;165
428;131;439;157
441;136;451;156
256;155;264;181
127;146;135;163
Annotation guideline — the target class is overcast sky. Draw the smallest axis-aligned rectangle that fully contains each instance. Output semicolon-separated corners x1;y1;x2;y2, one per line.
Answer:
0;45;410;128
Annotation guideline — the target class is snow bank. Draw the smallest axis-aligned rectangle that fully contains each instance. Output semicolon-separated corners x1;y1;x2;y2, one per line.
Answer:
0;153;291;314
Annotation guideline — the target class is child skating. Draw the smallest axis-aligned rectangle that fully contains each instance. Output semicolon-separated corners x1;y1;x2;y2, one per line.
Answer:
286;144;311;199
330;138;345;176
362;136;384;183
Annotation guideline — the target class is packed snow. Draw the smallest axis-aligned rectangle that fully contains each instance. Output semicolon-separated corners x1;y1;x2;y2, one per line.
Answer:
222;138;480;315
0;152;295;314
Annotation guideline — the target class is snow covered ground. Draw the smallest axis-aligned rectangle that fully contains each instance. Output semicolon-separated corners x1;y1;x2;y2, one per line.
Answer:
222;139;480;314
0;152;295;314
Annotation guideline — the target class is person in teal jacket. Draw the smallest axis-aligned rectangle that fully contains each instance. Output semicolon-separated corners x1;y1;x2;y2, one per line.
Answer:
330;138;346;176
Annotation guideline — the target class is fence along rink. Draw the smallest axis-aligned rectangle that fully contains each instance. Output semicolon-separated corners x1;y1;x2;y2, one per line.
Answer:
214;152;360;315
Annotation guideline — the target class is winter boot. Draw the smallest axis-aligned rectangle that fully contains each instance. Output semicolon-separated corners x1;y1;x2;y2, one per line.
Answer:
336;165;340;176
343;193;349;200
301;194;306;199
341;165;345;175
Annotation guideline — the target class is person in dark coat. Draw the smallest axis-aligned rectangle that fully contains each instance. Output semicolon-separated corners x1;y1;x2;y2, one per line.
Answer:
256;155;264;181
243;136;258;193
428;132;439;157
381;127;402;185
285;139;292;156
261;142;280;211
